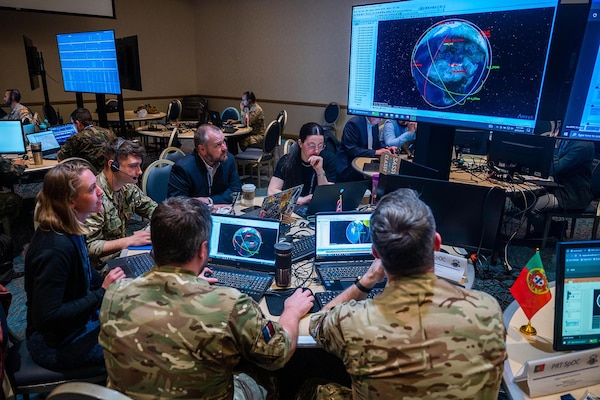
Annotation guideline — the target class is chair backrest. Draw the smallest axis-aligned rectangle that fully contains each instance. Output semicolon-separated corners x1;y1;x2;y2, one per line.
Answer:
142;159;174;203
276;110;288;134
323;130;340;155
159;146;186;163
324;102;340;125
59;157;98;175
283;139;296;155
166;100;182;122
591;160;600;199
47;382;134;400
221;107;240;122
167;127;180;148
263;120;281;154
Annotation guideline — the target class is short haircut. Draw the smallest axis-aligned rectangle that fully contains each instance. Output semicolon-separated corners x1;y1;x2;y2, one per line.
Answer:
6;89;21;103
194;124;221;148
70;108;93;125
371;188;437;277
150;197;212;266
243;91;256;103
104;137;146;165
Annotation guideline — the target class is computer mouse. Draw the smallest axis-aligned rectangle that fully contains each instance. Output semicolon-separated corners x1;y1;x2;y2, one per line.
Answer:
203;270;213;278
302;287;314;296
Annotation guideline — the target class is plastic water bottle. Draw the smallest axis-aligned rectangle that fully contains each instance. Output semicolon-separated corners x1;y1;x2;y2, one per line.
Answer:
372;173;379;204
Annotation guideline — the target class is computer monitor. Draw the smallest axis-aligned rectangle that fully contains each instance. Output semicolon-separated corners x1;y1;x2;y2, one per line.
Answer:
23;35;40;91
116;35;142;92
454;129;490;156
487;131;556;179
560;0;600;141
554;240;600;351
0;121;27;155
56;30;121;95
376;173;506;254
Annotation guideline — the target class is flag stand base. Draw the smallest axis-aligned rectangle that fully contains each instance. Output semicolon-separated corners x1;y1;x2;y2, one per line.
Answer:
520;321;537;336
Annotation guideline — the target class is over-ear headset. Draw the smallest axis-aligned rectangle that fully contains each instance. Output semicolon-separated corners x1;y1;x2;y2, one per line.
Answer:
247;91;256;103
110;139;126;173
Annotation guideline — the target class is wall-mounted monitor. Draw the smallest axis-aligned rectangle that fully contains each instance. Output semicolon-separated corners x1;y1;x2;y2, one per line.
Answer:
348;0;559;134
560;0;600;142
0;121;27;155
56;30;121;95
554;240;600;351
487;131;556;179
116;35;142;92
22;35;40;91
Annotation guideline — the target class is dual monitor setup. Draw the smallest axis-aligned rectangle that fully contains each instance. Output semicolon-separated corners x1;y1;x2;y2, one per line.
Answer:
348;0;600;181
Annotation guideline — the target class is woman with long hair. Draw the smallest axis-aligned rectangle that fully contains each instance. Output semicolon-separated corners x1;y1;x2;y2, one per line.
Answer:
268;122;336;205
25;161;125;370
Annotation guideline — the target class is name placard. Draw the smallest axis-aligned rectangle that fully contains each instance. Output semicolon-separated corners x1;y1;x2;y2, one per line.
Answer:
513;348;600;397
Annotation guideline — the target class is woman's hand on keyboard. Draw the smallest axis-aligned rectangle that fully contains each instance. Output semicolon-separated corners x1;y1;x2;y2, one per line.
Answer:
199;266;218;284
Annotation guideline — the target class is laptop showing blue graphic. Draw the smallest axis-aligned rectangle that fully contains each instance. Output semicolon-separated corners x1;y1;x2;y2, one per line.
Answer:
27;131;61;159
49;124;78;144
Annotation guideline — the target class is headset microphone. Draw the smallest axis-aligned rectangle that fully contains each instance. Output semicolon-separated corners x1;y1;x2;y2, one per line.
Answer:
110;163;138;180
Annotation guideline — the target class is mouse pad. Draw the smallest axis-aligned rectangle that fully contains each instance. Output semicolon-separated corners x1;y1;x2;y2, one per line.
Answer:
264;289;321;316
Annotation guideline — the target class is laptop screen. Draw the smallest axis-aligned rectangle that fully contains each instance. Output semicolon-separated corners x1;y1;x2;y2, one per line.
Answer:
49;124;78;144
27;132;61;154
259;184;303;219
315;212;374;260
209;214;280;272
0;121;26;155
554;240;600;351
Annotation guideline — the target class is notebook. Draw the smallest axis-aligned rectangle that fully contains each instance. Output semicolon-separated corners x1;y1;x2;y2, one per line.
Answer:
313;211;384;291
294;180;370;218
49;123;78;144
244;184;303;220
26;131;61;159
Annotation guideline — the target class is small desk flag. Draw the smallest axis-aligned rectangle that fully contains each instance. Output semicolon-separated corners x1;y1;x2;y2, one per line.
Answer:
336;189;343;212
509;250;551;320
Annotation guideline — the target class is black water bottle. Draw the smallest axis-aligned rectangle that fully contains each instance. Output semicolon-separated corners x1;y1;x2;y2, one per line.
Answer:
274;242;292;287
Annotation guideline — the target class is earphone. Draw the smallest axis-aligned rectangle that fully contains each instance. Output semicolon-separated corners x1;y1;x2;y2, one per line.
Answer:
110;139;126;173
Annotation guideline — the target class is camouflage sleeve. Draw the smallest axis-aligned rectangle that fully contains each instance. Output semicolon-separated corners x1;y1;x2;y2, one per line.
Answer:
131;185;157;220
85;210;108;260
309;306;350;354
0;157;25;177
229;295;292;370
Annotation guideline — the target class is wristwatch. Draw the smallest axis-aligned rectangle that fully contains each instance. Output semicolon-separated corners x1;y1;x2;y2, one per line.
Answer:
354;277;372;294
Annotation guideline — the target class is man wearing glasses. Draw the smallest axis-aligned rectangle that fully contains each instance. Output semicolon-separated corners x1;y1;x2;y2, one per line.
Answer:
268;122;336;205
168;124;241;206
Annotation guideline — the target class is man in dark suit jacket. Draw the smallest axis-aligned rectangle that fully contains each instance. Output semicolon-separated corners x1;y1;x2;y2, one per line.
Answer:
336;116;394;182
167;124;241;206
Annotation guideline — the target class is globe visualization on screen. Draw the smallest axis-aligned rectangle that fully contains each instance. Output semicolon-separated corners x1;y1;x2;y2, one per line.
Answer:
232;227;263;257
345;220;371;244
411;18;492;109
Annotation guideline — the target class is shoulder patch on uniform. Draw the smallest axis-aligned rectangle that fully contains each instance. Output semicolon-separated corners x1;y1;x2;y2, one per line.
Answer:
262;321;276;343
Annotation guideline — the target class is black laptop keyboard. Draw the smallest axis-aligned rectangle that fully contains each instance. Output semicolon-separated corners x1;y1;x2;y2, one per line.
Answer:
315;288;384;308
315;262;373;281
209;265;273;302
114;252;155;278
291;235;315;263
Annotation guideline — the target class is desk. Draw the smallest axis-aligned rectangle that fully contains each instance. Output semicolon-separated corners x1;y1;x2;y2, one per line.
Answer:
502;287;600;399
93;111;167;123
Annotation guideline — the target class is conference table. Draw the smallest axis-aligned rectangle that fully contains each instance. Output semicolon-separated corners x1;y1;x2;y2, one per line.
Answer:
92;110;167;124
502;287;600;399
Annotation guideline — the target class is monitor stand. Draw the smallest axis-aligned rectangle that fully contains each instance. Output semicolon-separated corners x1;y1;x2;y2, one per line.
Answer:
413;122;456;181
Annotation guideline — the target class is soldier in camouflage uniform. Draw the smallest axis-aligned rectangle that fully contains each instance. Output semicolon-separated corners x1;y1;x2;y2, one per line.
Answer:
0;157;25;228
85;138;156;270
99;197;315;400
2;89;34;124
58;108;116;172
306;188;506;400
239;91;265;150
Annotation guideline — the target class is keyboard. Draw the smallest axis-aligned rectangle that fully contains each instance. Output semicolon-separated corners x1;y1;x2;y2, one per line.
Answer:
209;265;273;302
107;252;155;278
222;126;238;134
43;153;58;160
315;288;384;308
315;262;373;281
291;235;315;263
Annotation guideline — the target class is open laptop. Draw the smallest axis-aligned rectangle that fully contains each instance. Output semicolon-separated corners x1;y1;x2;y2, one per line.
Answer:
313;211;385;291
294;180;370;219
208;214;280;301
209;110;237;133
245;184;303;220
26;131;61;160
49;123;78;144
106;251;156;279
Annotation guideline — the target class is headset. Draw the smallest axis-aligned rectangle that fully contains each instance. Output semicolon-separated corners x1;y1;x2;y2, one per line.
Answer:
110;138;126;173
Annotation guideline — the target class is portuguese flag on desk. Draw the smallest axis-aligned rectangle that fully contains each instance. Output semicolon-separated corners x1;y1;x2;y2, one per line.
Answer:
509;251;552;320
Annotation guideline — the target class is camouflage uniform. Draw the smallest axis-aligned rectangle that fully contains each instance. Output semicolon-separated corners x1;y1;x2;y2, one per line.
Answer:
85;172;157;270
99;266;293;400
58;126;116;172
240;103;265;150
308;273;506;400
3;103;33;124
0;157;24;224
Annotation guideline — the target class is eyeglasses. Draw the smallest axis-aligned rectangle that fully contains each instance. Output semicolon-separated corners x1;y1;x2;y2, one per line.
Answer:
305;143;326;150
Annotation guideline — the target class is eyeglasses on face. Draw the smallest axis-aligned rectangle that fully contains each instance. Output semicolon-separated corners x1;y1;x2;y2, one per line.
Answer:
305;143;326;150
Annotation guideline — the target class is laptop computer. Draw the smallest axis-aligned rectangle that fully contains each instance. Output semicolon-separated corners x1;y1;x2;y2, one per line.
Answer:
209;110;237;133
26;131;61;160
245;184;303;220
294;180;370;219
106;251;156;278
49;123;78;144
313;211;385;291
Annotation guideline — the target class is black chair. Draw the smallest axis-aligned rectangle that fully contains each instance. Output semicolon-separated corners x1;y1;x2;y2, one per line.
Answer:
166;100;182;123
276;110;288;135
322;102;340;136
235;120;281;188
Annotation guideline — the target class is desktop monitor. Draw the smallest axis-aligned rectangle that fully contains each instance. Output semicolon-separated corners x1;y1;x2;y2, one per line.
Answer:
554;240;600;351
454;129;490;156
56;30;121;95
116;35;142;92
23;36;40;91
560;0;600;142
376;173;506;254
487;131;556;179
0;121;27;155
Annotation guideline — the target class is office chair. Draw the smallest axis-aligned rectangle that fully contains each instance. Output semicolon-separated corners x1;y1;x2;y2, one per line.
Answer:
141;159;174;203
220;107;240;122
235;120;281;189
159;146;186;163
46;382;133;400
322;102;340;136
166;100;182;123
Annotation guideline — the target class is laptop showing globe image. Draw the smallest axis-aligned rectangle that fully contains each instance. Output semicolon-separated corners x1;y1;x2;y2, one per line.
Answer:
208;214;280;273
